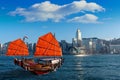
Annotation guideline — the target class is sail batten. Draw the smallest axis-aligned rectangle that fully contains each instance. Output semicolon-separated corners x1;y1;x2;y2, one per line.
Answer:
35;46;61;52
6;39;29;56
34;32;62;57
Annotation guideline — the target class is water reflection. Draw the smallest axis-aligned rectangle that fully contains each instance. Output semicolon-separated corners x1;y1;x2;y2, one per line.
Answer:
62;55;85;80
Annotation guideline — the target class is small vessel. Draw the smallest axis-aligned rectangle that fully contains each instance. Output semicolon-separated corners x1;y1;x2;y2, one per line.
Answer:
6;32;63;75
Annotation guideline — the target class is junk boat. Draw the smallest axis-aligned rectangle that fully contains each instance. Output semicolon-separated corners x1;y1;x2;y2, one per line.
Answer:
6;32;63;75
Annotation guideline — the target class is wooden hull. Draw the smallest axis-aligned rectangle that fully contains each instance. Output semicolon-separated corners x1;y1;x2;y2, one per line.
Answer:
14;58;63;75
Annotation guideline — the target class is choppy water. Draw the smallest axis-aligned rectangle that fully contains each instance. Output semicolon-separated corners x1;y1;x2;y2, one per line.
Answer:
1;54;120;80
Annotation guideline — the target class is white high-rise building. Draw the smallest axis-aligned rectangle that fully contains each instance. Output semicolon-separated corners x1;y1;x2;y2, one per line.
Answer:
76;29;82;47
72;38;77;47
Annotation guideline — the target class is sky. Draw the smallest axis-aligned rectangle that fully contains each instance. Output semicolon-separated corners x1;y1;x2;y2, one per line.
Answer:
0;0;120;43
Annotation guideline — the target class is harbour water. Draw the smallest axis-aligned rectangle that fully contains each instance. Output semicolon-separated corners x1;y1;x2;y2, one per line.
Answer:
1;54;120;80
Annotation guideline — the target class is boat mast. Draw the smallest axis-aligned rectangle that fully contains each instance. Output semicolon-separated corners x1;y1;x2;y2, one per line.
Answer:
22;36;28;58
54;33;56;59
23;36;28;42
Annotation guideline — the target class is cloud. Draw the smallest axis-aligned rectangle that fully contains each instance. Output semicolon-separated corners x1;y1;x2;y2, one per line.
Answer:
9;1;105;22
68;14;100;23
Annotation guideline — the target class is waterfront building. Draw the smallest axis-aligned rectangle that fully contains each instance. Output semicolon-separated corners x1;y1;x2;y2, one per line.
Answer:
82;38;95;54
28;43;33;52
70;29;86;54
2;42;9;54
110;45;120;54
82;38;90;53
109;38;120;54
33;43;36;53
89;39;93;53
82;37;109;54
60;40;72;54
0;43;2;54
76;29;82;47
72;38;77;47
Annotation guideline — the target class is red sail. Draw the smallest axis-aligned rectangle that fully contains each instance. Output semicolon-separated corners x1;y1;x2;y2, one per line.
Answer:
34;32;62;57
6;39;29;56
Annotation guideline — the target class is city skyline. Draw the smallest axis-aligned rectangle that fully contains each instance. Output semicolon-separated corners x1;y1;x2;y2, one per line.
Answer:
0;0;120;44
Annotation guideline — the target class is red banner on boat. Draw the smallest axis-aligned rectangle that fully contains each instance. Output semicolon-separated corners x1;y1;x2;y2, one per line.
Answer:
34;32;62;57
6;39;29;56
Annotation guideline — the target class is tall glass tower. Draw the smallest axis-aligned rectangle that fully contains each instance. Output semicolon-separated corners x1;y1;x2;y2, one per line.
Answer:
76;29;82;47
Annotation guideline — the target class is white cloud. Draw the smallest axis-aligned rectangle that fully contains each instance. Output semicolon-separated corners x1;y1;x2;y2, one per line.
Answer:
68;14;99;23
9;1;105;22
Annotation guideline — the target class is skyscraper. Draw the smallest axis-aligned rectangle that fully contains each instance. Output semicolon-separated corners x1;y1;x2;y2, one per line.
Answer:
76;29;82;47
72;38;77;47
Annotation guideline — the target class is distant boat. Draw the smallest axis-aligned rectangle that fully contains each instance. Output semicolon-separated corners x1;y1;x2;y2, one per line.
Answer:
6;32;63;75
